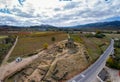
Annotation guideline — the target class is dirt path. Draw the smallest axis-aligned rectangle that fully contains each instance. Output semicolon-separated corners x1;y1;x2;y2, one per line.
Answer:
2;36;18;65
105;67;120;82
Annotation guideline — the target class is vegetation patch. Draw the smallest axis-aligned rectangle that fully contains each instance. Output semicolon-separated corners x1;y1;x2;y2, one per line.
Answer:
0;35;16;64
0;36;8;39
107;39;120;69
70;33;109;62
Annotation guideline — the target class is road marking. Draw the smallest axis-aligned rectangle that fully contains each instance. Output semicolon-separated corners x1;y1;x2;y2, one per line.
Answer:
81;74;85;77
72;80;76;82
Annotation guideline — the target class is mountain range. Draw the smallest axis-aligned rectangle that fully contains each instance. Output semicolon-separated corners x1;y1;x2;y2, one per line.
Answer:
67;21;120;30
0;21;120;31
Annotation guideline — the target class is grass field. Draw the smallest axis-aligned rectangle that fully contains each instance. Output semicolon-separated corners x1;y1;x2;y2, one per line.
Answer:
71;33;120;62
0;36;8;39
82;37;109;61
106;34;120;39
8;32;67;61
70;34;110;62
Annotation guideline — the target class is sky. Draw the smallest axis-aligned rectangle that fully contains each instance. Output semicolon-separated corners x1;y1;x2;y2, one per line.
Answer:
0;0;120;27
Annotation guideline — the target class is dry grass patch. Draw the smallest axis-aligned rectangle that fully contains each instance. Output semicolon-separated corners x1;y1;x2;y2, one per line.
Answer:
106;34;120;39
70;34;110;62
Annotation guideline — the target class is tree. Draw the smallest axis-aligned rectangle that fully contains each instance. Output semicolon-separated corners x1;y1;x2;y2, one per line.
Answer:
51;37;56;42
43;43;48;49
96;30;101;34
95;33;105;38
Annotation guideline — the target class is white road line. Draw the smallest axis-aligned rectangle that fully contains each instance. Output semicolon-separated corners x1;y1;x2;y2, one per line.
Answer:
72;80;76;82
81;74;85;77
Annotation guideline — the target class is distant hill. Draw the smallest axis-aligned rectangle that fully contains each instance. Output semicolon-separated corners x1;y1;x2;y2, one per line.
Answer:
69;21;120;30
0;25;58;31
29;24;58;30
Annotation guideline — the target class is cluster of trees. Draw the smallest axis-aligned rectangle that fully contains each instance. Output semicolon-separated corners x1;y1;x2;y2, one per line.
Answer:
0;35;16;64
107;39;120;69
107;56;120;69
85;31;106;38
94;32;105;38
116;31;120;34
114;39;120;48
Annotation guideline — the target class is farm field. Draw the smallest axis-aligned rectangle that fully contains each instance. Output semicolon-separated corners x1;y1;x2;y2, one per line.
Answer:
8;32;68;62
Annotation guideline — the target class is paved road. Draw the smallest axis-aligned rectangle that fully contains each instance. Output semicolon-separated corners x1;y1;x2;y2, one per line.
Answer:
68;39;114;82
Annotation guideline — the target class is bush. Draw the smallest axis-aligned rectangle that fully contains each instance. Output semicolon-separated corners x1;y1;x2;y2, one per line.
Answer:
51;37;56;42
4;35;16;44
107;39;120;70
43;43;48;49
115;40;120;48
95;33;105;38
107;57;120;69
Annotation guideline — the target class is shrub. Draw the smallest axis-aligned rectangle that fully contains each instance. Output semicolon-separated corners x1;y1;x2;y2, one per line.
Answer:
114;40;120;48
107;57;120;69
95;33;105;38
51;37;56;42
43;43;48;49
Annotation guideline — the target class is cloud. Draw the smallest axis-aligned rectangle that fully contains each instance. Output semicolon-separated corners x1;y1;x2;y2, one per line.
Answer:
63;2;80;10
0;7;11;14
0;0;120;27
18;0;26;6
54;8;61;11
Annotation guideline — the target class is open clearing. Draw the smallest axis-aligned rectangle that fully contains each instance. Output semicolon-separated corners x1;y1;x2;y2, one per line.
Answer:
8;32;67;62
